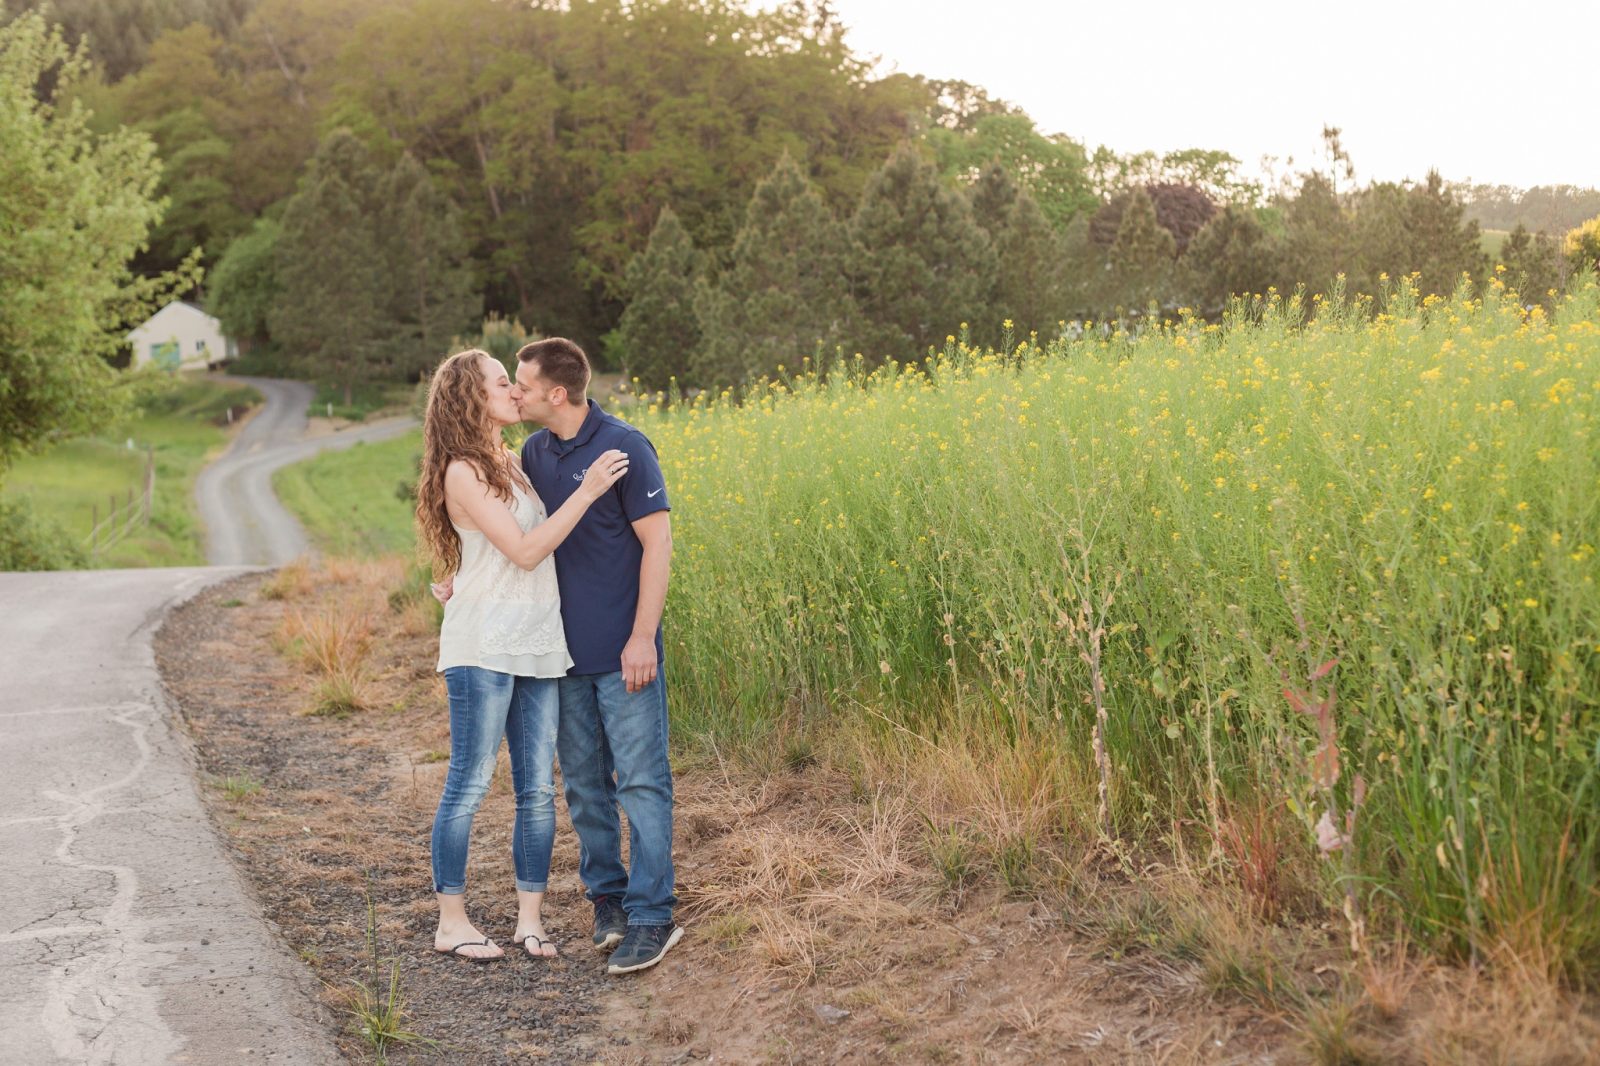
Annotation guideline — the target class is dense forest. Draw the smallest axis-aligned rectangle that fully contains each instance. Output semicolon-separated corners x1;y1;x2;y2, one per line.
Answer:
8;0;1600;398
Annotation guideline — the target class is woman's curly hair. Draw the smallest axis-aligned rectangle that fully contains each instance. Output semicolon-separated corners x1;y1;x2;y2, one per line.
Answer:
415;349;519;576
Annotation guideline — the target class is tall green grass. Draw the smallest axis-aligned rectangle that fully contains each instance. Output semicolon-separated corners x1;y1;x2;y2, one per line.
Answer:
639;276;1600;982
265;280;1599;979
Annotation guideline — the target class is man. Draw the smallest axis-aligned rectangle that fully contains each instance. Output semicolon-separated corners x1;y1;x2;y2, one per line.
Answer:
511;338;679;975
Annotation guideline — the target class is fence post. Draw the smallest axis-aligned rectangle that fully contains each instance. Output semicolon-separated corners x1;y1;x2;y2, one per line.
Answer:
144;446;155;526
90;503;98;551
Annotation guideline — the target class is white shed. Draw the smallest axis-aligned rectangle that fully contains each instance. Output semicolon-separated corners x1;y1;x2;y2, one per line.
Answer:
126;301;235;371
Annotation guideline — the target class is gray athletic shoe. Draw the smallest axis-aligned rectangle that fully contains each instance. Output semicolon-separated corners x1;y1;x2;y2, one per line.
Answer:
606;924;683;974
592;895;628;951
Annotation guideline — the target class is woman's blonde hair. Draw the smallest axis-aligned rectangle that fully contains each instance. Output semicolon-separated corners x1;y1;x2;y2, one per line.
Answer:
415;349;518;575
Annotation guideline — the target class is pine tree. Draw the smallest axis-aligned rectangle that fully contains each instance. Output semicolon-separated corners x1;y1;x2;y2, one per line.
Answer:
1282;172;1353;296
1182;205;1280;313
1107;187;1176;314
383;153;480;381
964;161;1017;346
268;128;391;404
1404;170;1484;296
691;153;855;388
993;187;1069;340
1351;181;1412;294
968;160;1019;241
1499;223;1562;306
1059;214;1105;320
850;145;996;359
615;206;703;391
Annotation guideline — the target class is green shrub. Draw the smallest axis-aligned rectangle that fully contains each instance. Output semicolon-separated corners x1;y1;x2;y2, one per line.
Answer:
0;498;88;571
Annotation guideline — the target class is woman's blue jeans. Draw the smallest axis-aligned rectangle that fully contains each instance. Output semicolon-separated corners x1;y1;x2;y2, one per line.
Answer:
431;667;559;895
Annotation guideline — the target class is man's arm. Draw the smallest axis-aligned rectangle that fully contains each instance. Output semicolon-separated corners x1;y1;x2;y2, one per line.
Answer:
621;510;671;693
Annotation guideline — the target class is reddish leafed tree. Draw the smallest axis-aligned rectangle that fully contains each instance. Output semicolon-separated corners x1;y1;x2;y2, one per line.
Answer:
1089;182;1217;255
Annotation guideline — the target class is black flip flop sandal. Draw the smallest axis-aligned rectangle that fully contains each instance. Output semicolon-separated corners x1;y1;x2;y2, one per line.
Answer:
514;934;559;958
436;938;502;963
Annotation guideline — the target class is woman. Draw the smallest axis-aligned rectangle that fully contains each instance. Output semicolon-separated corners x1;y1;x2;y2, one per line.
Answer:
414;349;627;962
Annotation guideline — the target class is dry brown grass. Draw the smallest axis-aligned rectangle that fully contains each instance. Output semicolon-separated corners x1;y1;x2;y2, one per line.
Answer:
276;599;382;715
258;557;314;600
173;556;1600;1065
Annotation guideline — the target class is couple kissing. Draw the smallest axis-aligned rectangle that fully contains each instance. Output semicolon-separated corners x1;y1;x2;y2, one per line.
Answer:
414;338;679;975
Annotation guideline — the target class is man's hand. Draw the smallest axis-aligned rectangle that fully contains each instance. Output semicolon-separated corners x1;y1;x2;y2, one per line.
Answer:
430;576;455;605
620;632;658;694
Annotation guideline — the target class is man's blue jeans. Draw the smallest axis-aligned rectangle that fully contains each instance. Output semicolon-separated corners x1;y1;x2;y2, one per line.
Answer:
431;667;560;895
557;670;676;926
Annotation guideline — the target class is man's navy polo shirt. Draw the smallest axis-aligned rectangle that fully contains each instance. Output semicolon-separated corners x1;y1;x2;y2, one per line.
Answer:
520;400;669;676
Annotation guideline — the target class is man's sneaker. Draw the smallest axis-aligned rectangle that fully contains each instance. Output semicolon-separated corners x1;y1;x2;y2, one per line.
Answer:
605;924;683;974
592;896;628;951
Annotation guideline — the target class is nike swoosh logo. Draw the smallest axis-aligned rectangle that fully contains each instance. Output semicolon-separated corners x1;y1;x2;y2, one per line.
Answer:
647;488;664;498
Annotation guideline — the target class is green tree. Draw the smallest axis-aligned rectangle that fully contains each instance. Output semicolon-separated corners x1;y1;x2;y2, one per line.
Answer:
1106;187;1176;313
1402;170;1485;296
1350;180;1411;293
1089;183;1216;256
963;161;1016;345
614;206;704;391
1280;172;1353;296
1498;223;1562;306
2;0;256;82
1088;146;1260;205
208;216;281;354
692;154;855;388
382;153;480;382
0;14;198;476
992;187;1070;340
1059;214;1105;319
1181;205;1281;313
268;128;390;403
850;145;996;358
967;159;1018;240
930;112;1098;227
333;0;926;347
86;24;247;270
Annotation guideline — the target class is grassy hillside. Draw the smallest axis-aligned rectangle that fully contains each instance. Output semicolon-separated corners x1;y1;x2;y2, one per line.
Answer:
272;431;421;558
1482;227;1509;261
3;376;260;567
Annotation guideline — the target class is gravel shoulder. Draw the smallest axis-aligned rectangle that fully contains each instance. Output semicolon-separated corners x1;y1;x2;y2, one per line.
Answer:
150;562;1288;1065
154;569;650;1064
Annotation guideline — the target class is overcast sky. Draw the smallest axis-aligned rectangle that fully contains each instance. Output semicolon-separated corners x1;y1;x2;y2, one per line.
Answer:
826;0;1599;190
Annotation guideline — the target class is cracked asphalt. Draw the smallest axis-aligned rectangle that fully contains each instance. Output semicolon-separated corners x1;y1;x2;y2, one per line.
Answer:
0;568;343;1065
0;382;415;1063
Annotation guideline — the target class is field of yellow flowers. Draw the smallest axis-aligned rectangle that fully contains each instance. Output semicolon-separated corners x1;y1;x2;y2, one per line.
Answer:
642;275;1600;983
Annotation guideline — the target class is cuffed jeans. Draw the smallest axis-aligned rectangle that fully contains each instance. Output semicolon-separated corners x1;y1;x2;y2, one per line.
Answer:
431;667;559;895
557;670;676;926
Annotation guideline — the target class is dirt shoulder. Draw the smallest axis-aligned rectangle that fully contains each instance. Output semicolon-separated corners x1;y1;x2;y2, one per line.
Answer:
156;563;1598;1065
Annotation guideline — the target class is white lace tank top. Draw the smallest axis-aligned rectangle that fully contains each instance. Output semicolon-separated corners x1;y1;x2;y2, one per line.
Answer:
436;480;574;677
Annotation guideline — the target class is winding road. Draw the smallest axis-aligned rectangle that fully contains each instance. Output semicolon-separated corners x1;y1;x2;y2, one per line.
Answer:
0;378;415;1063
195;376;416;565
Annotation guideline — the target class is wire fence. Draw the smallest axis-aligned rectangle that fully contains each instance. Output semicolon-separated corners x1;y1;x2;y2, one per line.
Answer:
84;446;155;557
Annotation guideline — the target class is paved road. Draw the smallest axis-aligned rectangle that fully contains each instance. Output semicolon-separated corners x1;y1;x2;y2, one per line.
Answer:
195;377;416;565
0;568;341;1065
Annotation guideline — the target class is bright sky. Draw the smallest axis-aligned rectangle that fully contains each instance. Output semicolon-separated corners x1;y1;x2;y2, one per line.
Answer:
827;0;1600;191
